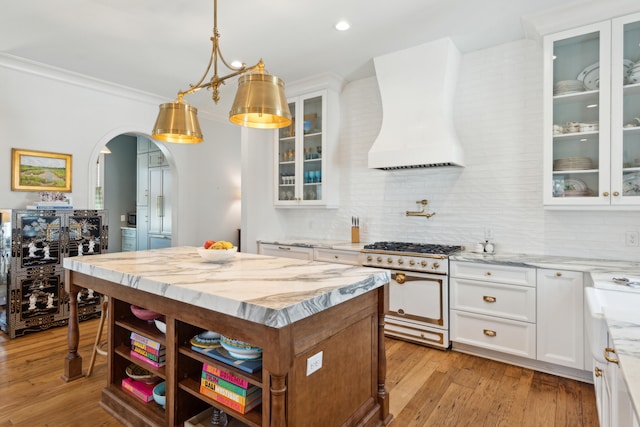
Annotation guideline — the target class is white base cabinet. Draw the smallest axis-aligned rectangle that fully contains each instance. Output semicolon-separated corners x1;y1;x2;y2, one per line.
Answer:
257;243;314;260
536;269;585;369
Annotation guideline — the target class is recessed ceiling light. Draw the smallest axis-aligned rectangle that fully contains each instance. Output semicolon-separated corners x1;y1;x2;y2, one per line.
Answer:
335;20;350;31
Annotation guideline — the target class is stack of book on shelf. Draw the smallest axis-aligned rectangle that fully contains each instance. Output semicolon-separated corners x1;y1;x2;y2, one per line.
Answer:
130;332;166;368
26;201;73;210
199;363;262;414
121;377;156;403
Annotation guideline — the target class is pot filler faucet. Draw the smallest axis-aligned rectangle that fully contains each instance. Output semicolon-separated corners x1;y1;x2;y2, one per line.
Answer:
406;199;436;219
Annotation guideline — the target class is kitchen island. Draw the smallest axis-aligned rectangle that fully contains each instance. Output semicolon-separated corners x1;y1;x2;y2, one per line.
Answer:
62;247;392;427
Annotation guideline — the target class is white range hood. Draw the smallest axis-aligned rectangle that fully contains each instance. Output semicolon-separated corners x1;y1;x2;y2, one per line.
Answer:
368;38;465;170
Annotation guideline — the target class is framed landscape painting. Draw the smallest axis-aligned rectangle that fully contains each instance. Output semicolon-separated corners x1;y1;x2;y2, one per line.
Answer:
11;148;72;192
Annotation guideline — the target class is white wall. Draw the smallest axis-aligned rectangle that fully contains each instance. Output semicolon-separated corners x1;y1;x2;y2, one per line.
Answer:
0;55;242;248
244;39;640;262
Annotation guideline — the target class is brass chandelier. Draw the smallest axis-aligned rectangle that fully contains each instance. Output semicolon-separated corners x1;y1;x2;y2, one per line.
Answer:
151;0;292;144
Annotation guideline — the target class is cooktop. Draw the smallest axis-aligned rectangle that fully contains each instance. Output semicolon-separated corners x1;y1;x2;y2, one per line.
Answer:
362;241;462;255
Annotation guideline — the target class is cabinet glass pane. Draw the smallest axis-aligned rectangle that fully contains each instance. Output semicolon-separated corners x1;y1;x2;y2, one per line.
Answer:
302;96;322;201
551;31;601;198
277;102;296;201
622;21;640;197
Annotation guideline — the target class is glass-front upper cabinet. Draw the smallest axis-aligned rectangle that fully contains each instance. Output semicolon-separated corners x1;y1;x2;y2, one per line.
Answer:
543;21;611;207
274;89;339;207
544;14;640;208
612;13;640;206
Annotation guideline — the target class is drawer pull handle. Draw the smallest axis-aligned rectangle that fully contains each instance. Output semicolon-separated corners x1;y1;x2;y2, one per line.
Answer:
485;271;492;276
397;308;405;316
556;272;562;277
278;246;291;250
594;366;603;378
483;296;496;303
483;329;496;337
604;347;619;365
395;273;406;284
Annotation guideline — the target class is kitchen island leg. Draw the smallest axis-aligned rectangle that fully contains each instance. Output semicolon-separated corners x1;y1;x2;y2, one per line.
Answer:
62;275;83;382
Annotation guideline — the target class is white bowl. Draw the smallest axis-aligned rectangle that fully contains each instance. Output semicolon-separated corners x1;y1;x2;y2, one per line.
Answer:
154;319;166;334
197;246;237;262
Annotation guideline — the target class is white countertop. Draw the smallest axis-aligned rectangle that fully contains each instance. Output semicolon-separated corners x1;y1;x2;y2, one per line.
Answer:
62;246;389;328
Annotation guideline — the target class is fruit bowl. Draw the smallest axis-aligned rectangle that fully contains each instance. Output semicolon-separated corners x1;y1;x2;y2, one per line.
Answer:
197;246;237;262
130;305;161;322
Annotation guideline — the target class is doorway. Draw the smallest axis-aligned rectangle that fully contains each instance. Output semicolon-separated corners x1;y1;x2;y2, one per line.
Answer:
97;134;173;252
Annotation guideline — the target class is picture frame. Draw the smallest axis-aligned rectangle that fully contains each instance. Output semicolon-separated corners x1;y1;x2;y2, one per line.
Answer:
11;148;72;192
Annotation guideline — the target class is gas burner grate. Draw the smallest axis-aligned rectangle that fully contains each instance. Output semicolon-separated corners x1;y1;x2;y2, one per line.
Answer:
363;241;462;255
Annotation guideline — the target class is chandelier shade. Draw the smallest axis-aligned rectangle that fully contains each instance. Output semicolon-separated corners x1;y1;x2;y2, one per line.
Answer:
229;73;291;129
151;0;290;143
152;101;203;144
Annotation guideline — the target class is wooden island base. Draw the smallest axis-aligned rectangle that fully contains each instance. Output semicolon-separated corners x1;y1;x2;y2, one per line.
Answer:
64;270;392;427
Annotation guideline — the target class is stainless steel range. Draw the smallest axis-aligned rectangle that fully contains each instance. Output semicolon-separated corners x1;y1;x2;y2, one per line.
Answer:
362;242;462;349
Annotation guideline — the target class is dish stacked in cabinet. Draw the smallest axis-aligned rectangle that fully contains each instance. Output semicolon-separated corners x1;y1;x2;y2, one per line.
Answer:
449;262;537;358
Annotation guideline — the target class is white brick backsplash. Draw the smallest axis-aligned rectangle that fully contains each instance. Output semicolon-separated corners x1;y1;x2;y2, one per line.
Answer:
275;39;640;262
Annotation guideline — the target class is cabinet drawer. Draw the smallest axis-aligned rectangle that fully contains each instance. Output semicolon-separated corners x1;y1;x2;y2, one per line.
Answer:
385;316;448;348
258;243;314;260
450;310;536;359
450;278;536;322
313;248;362;265
450;261;536;287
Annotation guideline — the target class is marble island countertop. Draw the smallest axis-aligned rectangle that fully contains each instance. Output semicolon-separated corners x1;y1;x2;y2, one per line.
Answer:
62;246;390;328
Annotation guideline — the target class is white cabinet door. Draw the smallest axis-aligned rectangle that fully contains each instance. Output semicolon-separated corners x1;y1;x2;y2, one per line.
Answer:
536;269;584;368
273;86;340;208
148;166;171;236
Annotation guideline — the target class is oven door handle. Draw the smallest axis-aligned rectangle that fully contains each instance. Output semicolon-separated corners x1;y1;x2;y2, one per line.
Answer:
392;272;406;284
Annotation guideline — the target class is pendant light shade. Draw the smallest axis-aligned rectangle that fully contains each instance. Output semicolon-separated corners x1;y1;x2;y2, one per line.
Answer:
152;101;203;144
229;73;292;129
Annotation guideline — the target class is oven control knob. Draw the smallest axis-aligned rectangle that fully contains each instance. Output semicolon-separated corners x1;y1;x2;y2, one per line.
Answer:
433;262;440;269
376;257;382;263
409;260;415;266
398;258;404;265
421;260;427;267
387;258;393;264
366;256;372;262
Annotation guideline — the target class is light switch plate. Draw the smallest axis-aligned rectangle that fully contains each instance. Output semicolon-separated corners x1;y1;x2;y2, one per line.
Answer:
306;351;323;376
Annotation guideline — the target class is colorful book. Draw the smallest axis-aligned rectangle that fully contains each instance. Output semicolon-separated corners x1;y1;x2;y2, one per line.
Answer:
121;378;155;403
201;370;259;396
131;345;167;363
131;339;166;356
130;332;162;351
200;377;261;404
130;349;166;368
202;363;250;389
192;346;262;374
199;385;262;414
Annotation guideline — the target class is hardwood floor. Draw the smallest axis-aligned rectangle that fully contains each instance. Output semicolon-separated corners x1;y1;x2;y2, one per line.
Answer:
0;319;598;426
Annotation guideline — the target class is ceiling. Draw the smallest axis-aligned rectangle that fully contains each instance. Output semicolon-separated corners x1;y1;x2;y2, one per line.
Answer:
0;0;614;113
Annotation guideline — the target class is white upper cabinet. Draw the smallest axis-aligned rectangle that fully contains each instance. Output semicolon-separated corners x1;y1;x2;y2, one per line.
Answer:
544;14;640;208
273;87;339;208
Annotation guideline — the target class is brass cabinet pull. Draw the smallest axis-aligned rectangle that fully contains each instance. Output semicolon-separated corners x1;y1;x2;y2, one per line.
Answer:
613;191;620;197
604;347;619;364
483;296;496;303
277;246;291;250
556;272;562;277
483;329;496;337
398;308;405;316
485;271;492;276
395;273;406;284
603;191;609;197
594;366;603;378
